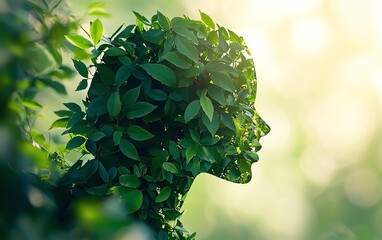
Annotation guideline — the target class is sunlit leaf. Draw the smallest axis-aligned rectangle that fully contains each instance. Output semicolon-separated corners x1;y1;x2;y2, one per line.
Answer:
90;19;103;45
199;10;216;30
65;34;93;49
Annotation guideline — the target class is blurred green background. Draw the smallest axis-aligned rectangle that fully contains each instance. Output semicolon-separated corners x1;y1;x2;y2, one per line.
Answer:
32;0;382;239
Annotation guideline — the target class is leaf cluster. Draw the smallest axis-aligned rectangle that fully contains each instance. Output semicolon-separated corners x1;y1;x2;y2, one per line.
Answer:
54;10;270;240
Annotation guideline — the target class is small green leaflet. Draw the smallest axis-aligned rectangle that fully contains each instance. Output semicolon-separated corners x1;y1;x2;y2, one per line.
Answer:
90;19;103;45
211;72;235;93
126;102;157;119
184;100;200;123
72;59;88;78
119;174;141;188
207;84;226;106
202;112;219;136
105;47;126;56
49;117;69;129
157;11;170;30
63;102;81;112
199;10;216;30
107;91;121;117
221;113;236;131
200;95;214;122
161;51;192;69
122;190;143;214
162;162;179;174
75;79;88;91
175;36;199;63
119;139;140;160
168;141;180;161
98;161;109;183
140;64;176;87
133;11;151;26
66;136;86;149
173;26;198;45
122;86;140;109
115;65;131;87
155;186;171;203
65;34;93;49
127;125;154;141
113;131;123;145
147;89;168;101
186;145;198;163
88;131;106;141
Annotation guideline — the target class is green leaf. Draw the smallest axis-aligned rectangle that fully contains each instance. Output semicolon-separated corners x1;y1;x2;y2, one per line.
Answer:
147;89;168;101
143;29;165;44
200;95;214;122
127;125;154;141
186;145;198;163
184;100;200;123
75;79;88;91
199;10;216;30
207;84;226;106
173;26;198;45
161;51;192;69
115;65;131;87
98;161;109;183
122;190;143;213
53;110;73;117
126;102;157;119
120;139;140;160
162;162;179;174
200;136;220;146
39;79;67;94
133;11;151;26
155;186;171;203
157;11;170;30
49;117;69;129
90;19;103;45
66;136;86;149
113;131;123;145
140;64;176;87
63;102;81;112
122;86;141;108
107;91;121;117
202;112;219;136
65;34;93;49
211;72;235;92
105;47;126;56
221;112;236;131
88;131;106;141
72;59;88;78
119;174;141;188
175;36;199;63
168;141;180;161
244;152;259;162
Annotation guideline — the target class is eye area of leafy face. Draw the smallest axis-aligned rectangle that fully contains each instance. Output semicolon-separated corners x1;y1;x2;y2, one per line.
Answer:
58;10;269;239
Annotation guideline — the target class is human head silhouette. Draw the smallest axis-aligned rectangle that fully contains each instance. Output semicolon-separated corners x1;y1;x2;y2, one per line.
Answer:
62;11;270;239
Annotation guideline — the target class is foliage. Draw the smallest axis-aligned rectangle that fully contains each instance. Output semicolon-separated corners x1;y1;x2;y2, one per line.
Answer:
0;0;126;239
54;11;270;239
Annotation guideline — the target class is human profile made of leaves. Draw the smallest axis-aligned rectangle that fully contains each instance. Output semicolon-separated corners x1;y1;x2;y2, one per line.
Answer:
57;11;270;239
